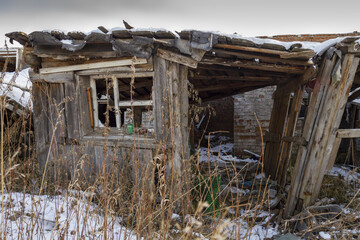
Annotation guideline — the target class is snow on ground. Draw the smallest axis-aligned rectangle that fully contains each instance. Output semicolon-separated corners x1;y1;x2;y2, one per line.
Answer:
0;68;32;108
0;191;137;240
327;165;360;183
198;135;258;164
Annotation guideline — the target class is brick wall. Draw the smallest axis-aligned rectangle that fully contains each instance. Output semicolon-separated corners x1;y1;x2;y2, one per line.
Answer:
205;96;234;136
233;86;276;155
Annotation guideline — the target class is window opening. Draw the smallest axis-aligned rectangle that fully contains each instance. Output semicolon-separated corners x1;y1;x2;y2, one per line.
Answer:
89;73;154;133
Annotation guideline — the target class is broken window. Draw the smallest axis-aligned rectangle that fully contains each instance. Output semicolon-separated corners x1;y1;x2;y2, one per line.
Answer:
89;73;154;133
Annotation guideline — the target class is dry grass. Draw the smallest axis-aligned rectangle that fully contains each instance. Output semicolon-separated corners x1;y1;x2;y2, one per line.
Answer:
0;54;359;239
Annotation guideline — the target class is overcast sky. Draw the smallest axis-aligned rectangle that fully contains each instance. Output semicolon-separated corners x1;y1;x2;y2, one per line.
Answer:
1;0;359;47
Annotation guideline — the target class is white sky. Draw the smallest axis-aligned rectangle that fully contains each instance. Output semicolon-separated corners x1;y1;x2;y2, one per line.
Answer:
1;0;360;47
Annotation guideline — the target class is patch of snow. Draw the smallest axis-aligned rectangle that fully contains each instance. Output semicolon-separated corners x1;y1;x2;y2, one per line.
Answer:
327;166;360;182
0;68;32;108
60;39;73;45
181;29;321;51
0;192;137;239
319;231;331;239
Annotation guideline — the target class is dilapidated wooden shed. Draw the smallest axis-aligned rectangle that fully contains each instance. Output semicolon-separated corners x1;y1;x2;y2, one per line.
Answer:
6;27;360;217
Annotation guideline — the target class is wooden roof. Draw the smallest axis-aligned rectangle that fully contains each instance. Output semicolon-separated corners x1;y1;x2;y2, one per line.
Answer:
6;28;360;101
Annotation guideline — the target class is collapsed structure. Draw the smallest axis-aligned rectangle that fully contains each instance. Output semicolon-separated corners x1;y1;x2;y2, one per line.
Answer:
6;27;360;217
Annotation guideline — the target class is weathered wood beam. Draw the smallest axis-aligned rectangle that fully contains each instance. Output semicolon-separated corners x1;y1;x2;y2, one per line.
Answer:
92;72;154;79
156;48;198;68
214;44;315;59
194;81;276;92
201;57;306;74
284;54;360;218
277;86;305;187
263;87;291;179
212;49;313;66
189;75;276;82
117;100;152;107
40;58;147;74
336;129;360;138
29;70;74;83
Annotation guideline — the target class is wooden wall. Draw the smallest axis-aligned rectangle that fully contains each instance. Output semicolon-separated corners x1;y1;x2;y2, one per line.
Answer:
31;56;190;186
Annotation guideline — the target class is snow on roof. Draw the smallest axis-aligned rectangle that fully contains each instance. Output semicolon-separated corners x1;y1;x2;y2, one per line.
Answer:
0;68;32;109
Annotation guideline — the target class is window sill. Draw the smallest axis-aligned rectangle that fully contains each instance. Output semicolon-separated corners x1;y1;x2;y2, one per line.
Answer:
81;128;157;149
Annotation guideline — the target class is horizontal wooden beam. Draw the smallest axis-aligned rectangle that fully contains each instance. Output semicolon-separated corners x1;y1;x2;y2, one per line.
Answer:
92;71;154;79
336;129;360;138
76;65;153;75
201;57;306;74
118;100;153;107
189;75;276;81
30;70;74;83
195;81;276;92
212;49;313;66
214;44;315;59
156;48;198;68
40;58;147;74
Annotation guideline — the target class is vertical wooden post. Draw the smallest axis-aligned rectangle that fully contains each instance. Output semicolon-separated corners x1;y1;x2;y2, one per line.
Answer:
277;86;304;186
90;77;99;128
153;56;190;172
284;53;359;218
263;88;291;179
112;76;121;129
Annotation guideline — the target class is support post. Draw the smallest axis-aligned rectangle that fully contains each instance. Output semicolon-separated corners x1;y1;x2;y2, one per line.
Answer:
284;53;359;218
277;86;304;186
263;87;291;179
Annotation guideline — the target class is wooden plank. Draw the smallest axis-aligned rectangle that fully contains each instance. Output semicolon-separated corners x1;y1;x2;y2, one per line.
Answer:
277;86;304;187
76;65;153;75
326;137;341;170
263;87;291;179
30;71;74;83
32;83;49;151
153;56;168;142
284;57;337;218
284;55;360;218
189;75;276;82
201;57;306;74
305;56;359;205
195;81;276;92
112;76;121;129
40;58;147;74
214;44;315;59
118;100;152;107
336;129;360;138
64;81;80;141
78;75;93;136
47;83;66;144
90;77;99;128
212;49;313;66
92;71;154;80
156;48;198;68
